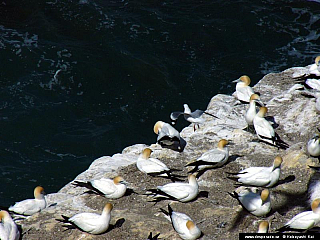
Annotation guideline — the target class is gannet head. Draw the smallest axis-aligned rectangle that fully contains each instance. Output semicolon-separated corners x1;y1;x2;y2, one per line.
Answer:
141;148;152;159
315;56;320;66
273;156;283;169
217;139;229;149
154;121;164;134
240;75;251;86
258;220;269;233
260;189;270;203
311;198;320;213
113;176;126;185
257;106;268;117
34;186;45;200
103;203;113;214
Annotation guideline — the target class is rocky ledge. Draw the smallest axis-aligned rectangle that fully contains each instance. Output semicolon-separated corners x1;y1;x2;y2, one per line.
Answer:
19;66;320;239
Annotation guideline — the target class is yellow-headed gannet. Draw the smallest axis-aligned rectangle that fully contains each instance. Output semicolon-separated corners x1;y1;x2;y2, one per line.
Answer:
253;107;289;149
186;139;230;173
170;104;218;131
245;94;264;128
233;75;255;103
258;220;269;233
137;148;183;181
8;186;46;216
227;156;283;187
146;174;199;203
72;176;127;199
0;210;20;240
308;56;320;76
160;204;202;240
57;203;113;234
229;188;271;217
154;121;181;147
276;198;320;232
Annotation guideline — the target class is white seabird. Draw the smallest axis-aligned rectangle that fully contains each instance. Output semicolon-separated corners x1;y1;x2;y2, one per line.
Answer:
0;210;20;240
277;198;320;232
136;148;182;181
160;204;202;240
229;188;271;217
170;104;218;131
308;56;320;76
57;203;113;235
72;176;127;199
185;139;230;173
232;75;255;103
146;174;199;203
154;121;181;147
245;93;264;128
227;156;283;188
253;107;289;149
307;131;320;157
8;186;46;216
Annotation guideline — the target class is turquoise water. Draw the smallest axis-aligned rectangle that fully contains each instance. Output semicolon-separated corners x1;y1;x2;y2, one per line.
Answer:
1;0;320;206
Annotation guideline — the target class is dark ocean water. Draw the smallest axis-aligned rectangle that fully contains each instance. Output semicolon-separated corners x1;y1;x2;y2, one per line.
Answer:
1;0;320;206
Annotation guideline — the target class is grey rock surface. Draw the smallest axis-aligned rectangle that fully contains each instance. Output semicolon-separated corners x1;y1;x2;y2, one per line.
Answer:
18;67;320;239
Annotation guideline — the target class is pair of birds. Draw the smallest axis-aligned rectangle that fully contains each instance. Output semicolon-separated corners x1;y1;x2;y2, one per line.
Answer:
226;156;283;217
234;75;289;149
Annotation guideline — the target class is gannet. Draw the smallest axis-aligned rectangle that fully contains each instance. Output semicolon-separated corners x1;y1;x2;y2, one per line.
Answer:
0;210;20;240
245;94;264;128
233;75;255;103
258;220;269;233
276;198;320;232
8;186;46;216
227;156;283;187
57;203;113;234
185;139;230;173
146;174;199;202
253;107;289;149
72;176;127;199
160;204;202;240
307;132;320;157
229;188;271;217
154;121;181;147
308;56;320;76
170;104;218;131
137;148;182;181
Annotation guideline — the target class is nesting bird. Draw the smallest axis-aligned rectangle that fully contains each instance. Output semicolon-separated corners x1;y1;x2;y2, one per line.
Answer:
154;121;181;147
146;174;199;203
233;75;256;103
276;198;320;232
72;176;127;199
136;148;182;181
307;131;320;157
160;204;201;240
245;93;264;129
227;156;283;188
57;203;113;235
170;104;218;131
0;210;20;240
253;106;289;149
228;188;271;217
186;139;230;174
8;186;46;216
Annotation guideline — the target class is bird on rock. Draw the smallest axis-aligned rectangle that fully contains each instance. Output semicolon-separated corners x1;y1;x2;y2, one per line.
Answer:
228;187;271;217
57;203;113;235
185;139;230;174
170;104;218;131
276;198;320;232
245;93;264;131
136;148;183;181
227;156;283;188
307;130;320;157
0;210;20;240
160;204;202;240
154;121;181;148
72;176;127;199
145;174;199;203
8;186;46;216
233;75;256;103
253;107;289;149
